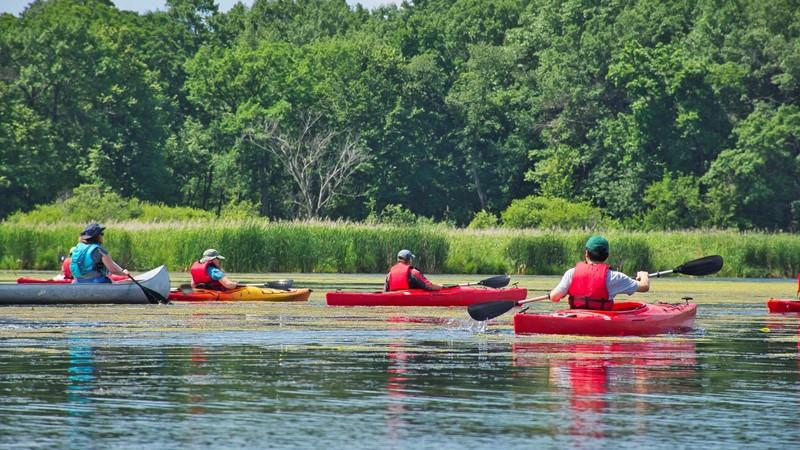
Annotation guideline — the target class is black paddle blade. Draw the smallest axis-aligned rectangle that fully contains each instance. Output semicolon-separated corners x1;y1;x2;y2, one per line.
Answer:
266;279;293;290
467;300;517;321
674;255;723;276
143;286;170;304
477;275;511;289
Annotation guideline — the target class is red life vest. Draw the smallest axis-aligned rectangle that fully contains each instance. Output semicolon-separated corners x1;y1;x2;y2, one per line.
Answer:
62;257;73;279
190;261;225;290
568;262;613;310
386;262;412;291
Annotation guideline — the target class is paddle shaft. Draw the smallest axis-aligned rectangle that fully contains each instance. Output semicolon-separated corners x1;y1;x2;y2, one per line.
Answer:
649;269;673;278
517;294;550;306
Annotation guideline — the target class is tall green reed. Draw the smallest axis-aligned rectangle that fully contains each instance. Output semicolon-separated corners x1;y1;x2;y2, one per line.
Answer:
0;222;797;277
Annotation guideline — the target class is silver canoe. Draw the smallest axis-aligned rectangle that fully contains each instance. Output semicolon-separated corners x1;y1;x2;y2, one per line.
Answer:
0;266;170;305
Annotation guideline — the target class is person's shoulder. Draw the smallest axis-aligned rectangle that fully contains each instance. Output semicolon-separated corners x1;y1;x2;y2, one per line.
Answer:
608;269;633;280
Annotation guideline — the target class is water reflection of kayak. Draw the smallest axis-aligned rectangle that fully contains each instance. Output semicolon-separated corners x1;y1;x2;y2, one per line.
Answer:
514;301;697;336
767;298;800;313
513;341;697;439
326;286;527;307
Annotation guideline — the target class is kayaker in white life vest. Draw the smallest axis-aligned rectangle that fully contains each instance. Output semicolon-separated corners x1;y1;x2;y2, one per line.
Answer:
384;249;443;292
70;223;129;284
548;235;649;310
190;249;240;291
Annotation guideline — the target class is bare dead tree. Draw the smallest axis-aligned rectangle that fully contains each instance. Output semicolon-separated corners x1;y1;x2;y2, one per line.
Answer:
243;112;370;219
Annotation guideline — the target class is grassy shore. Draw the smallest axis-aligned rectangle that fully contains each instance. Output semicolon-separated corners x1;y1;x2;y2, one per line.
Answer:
0;220;798;277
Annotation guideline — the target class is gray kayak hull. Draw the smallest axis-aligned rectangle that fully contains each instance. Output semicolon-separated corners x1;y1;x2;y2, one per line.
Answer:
0;266;170;305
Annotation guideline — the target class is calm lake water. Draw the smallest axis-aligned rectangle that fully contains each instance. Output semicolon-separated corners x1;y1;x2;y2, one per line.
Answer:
0;273;799;449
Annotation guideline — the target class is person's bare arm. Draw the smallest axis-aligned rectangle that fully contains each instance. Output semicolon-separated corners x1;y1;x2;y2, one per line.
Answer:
101;254;129;276
219;276;239;290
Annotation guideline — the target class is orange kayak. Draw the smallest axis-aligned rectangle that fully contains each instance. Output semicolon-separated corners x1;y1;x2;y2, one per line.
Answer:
169;285;311;302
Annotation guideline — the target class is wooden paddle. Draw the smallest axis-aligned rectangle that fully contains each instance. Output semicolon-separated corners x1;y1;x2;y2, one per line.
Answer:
467;255;724;322
127;273;169;305
444;275;510;289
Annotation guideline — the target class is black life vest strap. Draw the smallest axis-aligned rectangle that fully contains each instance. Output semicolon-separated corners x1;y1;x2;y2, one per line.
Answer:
569;296;614;311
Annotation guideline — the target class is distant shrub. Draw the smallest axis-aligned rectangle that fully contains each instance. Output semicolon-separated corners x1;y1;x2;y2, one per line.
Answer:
467;210;499;229
5;184;254;224
641;173;707;230
501;195;614;229
6;184;143;224
366;203;439;227
219;200;262;220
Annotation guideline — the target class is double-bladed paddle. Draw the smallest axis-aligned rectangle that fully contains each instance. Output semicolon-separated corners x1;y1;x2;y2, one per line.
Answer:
178;279;295;294
444;275;510;289
467;255;724;322
127;273;170;305
237;279;295;290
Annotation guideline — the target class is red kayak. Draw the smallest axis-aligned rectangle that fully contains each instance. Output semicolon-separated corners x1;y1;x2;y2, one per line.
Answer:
327;286;527;307
767;298;800;313
17;275;128;284
513;301;697;336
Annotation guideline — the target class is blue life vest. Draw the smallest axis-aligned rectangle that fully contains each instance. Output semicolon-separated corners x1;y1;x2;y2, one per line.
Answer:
70;243;106;278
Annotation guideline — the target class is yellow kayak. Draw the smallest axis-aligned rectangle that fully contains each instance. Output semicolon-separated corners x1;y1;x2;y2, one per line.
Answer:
169;285;311;302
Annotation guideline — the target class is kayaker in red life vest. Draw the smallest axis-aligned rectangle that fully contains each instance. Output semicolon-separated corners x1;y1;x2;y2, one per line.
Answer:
56;249;74;281
548;235;650;310
384;249;443;292
190;249;240;291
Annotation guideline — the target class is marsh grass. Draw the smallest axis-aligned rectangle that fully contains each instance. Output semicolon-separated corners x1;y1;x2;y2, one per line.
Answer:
0;221;797;277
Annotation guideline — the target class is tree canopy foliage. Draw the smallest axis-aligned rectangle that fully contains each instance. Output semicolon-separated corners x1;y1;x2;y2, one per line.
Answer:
1;0;799;230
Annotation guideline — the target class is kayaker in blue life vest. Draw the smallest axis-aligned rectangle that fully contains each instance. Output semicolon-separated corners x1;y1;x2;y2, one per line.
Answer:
190;249;240;291
384;249;443;292
70;223;129;284
548;235;650;310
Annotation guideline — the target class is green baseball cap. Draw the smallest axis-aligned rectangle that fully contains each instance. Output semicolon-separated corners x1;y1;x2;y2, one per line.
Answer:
585;235;609;253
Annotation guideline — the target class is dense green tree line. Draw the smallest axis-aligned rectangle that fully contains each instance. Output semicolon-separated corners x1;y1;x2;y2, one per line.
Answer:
1;0;799;230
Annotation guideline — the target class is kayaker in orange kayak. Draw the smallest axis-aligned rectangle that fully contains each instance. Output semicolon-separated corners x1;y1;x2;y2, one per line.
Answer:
190;249;240;291
70;223;129;284
548;235;649;310
384;249;443;292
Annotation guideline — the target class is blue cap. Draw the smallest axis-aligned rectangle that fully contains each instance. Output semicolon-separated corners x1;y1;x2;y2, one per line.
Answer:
80;223;105;239
397;249;415;261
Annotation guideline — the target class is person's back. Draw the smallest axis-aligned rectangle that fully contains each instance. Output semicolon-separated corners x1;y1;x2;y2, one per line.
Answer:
549;236;649;310
384;249;443;292
70;224;128;283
